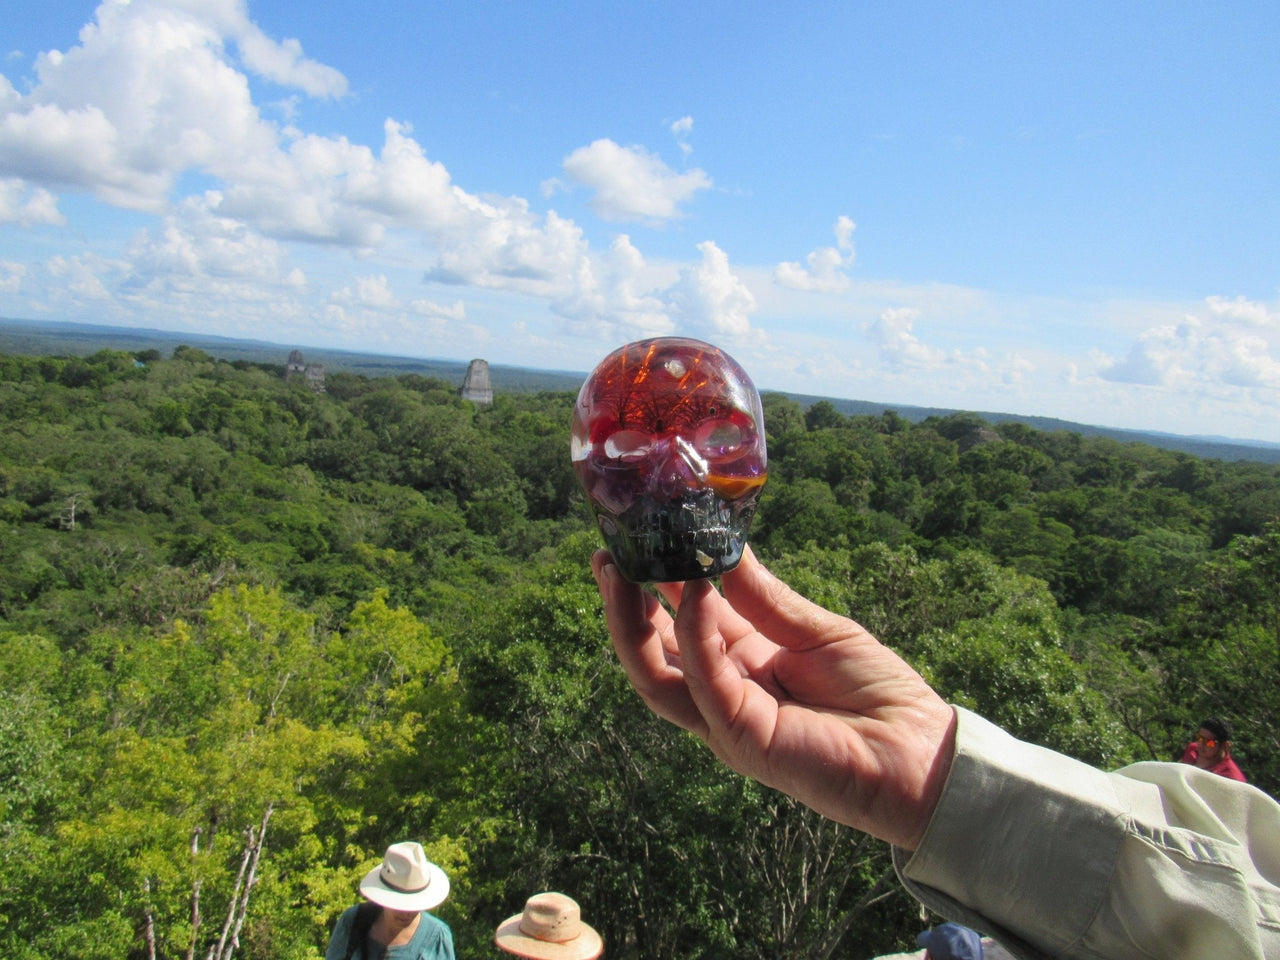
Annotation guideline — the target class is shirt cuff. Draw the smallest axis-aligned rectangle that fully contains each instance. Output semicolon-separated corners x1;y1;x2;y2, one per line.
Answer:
893;706;1127;957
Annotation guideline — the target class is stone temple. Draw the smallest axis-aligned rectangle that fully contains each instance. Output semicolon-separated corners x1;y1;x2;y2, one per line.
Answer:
460;358;493;405
284;350;326;392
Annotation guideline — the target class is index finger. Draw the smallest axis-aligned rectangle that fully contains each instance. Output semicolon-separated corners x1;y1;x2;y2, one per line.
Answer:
592;550;707;736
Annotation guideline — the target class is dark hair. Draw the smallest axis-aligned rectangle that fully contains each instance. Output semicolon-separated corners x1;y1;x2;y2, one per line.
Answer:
344;902;381;960
1200;717;1233;742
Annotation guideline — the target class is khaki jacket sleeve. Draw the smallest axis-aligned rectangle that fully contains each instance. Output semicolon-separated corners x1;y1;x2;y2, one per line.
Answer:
893;707;1280;960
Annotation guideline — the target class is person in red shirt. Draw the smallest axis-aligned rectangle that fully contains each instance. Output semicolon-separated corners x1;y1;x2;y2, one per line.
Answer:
1180;717;1247;782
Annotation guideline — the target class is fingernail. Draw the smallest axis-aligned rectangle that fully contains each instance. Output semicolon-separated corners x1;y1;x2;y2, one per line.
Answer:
592;554;619;591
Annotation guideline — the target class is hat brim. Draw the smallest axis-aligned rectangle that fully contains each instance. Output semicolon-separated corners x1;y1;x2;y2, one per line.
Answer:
359;860;450;911
494;913;603;960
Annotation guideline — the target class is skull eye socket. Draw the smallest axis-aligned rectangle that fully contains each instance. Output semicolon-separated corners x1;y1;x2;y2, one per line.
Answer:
693;418;745;459
603;429;653;461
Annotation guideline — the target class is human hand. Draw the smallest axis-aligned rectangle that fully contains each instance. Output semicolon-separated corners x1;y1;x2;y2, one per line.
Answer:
592;545;957;850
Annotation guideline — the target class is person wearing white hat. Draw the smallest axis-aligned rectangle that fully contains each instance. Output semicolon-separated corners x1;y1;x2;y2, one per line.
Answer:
324;841;455;960
494;892;603;960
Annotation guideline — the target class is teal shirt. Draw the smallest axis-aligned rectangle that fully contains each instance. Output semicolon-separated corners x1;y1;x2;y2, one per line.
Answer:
324;905;456;960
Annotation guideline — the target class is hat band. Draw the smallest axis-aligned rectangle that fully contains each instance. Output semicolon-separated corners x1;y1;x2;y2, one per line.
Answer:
381;867;431;895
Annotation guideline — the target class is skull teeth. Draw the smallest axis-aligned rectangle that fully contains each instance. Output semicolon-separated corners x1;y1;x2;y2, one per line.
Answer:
593;489;759;583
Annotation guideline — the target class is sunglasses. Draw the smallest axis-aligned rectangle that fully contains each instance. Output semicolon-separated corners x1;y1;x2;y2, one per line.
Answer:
1194;734;1219;749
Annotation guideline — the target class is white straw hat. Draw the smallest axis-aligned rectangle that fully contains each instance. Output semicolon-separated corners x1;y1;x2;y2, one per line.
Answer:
359;842;450;911
494;892;603;960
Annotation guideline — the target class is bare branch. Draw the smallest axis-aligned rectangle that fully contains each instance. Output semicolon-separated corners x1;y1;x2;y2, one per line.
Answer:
187;826;203;960
208;804;275;960
143;877;158;960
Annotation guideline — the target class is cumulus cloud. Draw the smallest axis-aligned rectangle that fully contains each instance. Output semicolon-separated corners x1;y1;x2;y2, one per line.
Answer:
331;274;399;309
328;275;464;323
0;0;295;211
665;240;758;339
47;253;113;300
324;273;474;348
1206;294;1274;327
1096;321;1195;386
410;297;466;321
1099;321;1280;390
861;304;1044;391
0;0;602;303
0;178;64;225
561;138;712;222
552;233;672;339
130;193;291;281
865;307;947;368
0;0;750;352
425;206;590;300
0;260;25;293
1097;296;1280;392
775;216;856;292
233;25;347;98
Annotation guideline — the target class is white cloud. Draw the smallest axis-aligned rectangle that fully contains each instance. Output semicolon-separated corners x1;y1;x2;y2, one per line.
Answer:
665;240;758;339
670;115;694;157
0;0;285;210
1216;332;1280;388
1;0;593;292
1096;320;1196;386
425;206;590;299
323;275;479;349
130;193;291;281
233;24;347;98
865;307;947;368
1206;294;1274;327
0;260;25;293
0;0;728;351
775;215;856;292
47;253;113;300
410;297;466;321
95;196;317;337
561;138;712;222
552;233;673;339
320;276;461;329
0;178;64;225
1097;296;1280;392
332;274;399;309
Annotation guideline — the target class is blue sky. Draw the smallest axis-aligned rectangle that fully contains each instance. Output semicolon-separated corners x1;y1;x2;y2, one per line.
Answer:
2;0;1278;441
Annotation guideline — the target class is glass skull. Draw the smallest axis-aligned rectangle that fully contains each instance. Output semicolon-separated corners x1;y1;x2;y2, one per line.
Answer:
572;337;768;583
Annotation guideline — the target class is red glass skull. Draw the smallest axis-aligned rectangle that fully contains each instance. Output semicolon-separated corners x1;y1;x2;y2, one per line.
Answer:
572;337;768;583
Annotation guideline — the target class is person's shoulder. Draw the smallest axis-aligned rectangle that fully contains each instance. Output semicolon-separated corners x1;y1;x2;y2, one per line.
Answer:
418;910;453;936
1222;758;1248;782
332;904;361;929
405;911;454;959
324;904;364;960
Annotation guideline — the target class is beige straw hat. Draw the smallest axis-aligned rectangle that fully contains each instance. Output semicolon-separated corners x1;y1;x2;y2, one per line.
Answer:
359;841;450;911
494;892;603;960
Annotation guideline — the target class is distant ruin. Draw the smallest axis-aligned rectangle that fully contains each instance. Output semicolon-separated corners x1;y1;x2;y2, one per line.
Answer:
460;358;493;406
284;350;326;392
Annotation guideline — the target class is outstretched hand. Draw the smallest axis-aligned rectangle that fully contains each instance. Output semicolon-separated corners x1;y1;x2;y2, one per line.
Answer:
592;545;956;850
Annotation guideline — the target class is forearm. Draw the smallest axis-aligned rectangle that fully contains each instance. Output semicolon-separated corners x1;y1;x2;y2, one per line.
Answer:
893;708;1280;959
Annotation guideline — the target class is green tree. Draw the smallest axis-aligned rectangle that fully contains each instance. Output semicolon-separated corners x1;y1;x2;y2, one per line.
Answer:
1156;524;1280;793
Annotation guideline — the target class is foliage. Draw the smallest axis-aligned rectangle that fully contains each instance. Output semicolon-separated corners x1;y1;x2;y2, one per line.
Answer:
1;347;1278;958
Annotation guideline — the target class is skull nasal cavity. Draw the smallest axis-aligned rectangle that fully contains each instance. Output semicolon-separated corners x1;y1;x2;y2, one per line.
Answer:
651;440;707;498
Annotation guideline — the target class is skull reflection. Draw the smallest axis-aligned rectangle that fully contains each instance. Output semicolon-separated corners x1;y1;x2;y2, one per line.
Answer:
571;337;767;583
